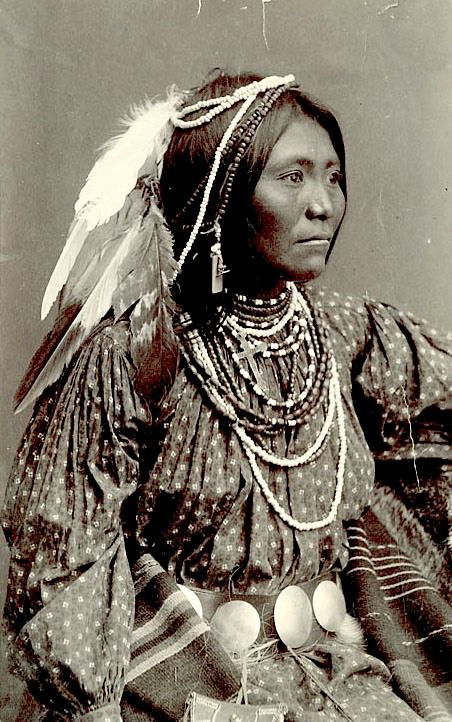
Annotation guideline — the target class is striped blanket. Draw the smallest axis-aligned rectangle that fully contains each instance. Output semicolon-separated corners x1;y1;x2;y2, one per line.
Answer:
344;509;452;721
121;555;240;722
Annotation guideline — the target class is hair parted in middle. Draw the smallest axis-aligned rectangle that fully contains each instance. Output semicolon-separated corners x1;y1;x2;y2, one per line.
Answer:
158;69;347;324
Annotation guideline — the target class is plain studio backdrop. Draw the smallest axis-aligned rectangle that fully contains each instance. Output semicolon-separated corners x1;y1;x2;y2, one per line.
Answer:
0;0;451;613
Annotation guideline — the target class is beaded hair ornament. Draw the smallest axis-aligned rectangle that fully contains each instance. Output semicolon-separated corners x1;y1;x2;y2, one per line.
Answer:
15;73;296;412
170;74;295;289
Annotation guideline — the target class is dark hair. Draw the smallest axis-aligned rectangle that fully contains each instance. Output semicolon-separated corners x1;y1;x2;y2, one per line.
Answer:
159;70;347;324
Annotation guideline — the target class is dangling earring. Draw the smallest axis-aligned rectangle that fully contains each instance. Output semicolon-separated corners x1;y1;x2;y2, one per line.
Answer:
211;221;229;294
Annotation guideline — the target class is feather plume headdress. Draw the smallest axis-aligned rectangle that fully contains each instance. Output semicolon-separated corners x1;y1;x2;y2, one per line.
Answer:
16;74;296;413
41;89;184;320
16;91;184;413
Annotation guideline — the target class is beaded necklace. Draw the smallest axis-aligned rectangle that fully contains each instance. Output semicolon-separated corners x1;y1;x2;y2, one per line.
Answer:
178;284;348;531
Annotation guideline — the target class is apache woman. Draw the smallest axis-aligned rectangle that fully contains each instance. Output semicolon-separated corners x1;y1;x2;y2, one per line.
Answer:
2;71;452;722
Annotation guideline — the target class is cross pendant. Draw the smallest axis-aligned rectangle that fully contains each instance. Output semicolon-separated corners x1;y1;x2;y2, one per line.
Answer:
236;336;268;390
236;336;267;360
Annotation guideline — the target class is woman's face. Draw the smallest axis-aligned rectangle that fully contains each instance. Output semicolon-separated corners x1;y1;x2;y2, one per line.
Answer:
246;116;345;292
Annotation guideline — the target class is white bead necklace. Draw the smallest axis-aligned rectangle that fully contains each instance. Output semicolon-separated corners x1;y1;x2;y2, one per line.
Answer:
221;285;323;410
185;327;219;381
239;357;348;532
226;282;298;337
179;288;347;531
233;364;337;467
234;285;289;306
181;286;330;426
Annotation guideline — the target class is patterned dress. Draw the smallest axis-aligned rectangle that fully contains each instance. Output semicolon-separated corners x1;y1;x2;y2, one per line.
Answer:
2;287;451;722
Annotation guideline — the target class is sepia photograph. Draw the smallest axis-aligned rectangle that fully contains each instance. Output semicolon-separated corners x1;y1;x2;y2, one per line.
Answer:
1;1;451;720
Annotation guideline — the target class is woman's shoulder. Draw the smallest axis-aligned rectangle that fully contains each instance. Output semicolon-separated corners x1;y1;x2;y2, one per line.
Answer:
306;284;450;339
83;312;179;411
307;285;368;318
89;315;133;355
304;285;371;357
34;315;138;409
305;284;452;373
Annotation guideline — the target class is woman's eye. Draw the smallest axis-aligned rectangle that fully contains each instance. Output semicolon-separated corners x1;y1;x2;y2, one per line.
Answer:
282;170;304;184
328;170;343;185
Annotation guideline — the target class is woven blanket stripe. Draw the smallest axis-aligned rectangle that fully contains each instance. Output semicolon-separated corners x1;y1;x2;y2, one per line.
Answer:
128;554;209;682
370;541;436;596
364;514;452;655
131;589;198;648
127;619;209;682
345;512;452;718
402;624;452;648
131;593;209;660
133;554;162;596
123;554;240;720
345;525;377;577
347;522;452;642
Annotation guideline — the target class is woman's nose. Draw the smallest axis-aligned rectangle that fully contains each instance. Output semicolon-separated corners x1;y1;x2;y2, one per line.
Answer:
304;185;333;221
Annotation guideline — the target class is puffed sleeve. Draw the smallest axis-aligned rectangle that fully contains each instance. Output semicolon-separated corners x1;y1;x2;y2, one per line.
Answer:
351;300;452;462
2;320;153;722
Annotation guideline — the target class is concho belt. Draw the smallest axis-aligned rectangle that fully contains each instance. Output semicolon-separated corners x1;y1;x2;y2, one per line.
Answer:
179;571;347;651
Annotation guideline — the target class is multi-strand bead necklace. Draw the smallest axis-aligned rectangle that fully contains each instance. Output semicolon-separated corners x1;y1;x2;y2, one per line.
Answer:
179;283;348;531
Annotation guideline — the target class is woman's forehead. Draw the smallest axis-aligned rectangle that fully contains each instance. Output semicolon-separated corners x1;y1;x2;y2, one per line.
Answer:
264;117;340;170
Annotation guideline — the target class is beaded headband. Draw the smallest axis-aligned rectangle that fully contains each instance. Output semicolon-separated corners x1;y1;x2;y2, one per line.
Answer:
172;74;295;128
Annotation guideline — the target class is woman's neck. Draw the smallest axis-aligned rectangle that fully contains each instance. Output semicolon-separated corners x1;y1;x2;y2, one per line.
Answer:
231;269;288;300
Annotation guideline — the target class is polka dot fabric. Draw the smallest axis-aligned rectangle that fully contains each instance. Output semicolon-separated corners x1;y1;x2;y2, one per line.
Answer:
2;289;451;720
135;289;451;594
244;640;424;721
2;320;149;720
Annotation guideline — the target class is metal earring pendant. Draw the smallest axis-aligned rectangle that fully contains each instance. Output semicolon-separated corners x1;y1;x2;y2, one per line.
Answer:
211;221;229;294
211;242;226;294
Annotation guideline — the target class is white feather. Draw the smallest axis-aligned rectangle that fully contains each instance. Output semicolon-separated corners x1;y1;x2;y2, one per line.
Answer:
335;613;364;648
17;217;145;414
75;95;181;228
17;196;177;413
41;90;183;320
41;216;89;319
76;218;141;331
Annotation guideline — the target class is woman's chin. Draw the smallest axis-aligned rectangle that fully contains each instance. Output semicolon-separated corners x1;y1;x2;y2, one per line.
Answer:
288;260;327;285
232;256;326;297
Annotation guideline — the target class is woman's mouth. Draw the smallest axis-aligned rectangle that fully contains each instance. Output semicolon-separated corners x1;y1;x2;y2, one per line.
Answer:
297;237;330;245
